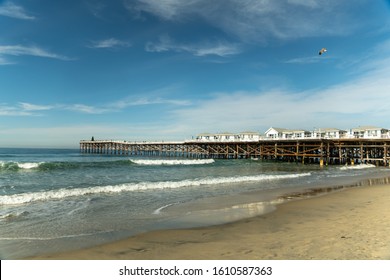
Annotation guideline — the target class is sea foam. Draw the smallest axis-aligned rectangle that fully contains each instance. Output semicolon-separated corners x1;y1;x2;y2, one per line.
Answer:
130;159;215;165
340;164;376;170
0;161;42;170
17;162;41;169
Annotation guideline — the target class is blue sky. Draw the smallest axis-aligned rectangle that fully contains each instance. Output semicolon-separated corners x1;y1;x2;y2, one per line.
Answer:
1;0;390;148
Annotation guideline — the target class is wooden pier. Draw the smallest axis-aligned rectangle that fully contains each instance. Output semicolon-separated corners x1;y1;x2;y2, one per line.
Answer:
80;139;390;166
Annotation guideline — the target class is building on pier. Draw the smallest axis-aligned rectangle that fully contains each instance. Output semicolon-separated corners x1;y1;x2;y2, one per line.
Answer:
350;126;389;139
264;127;312;139
196;126;389;141
312;128;348;139
194;131;261;142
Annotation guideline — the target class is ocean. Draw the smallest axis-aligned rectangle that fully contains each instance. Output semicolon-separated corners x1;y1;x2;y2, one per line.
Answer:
1;147;390;259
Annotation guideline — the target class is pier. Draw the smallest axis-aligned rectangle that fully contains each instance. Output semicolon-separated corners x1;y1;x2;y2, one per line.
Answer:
80;139;390;166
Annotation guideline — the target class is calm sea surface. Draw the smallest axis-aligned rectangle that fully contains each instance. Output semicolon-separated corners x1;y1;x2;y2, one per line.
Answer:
1;147;389;259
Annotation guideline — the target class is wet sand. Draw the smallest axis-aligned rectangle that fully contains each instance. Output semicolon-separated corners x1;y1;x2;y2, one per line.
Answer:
29;184;390;260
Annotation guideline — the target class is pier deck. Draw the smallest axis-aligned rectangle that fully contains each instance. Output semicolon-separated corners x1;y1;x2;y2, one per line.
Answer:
80;139;390;166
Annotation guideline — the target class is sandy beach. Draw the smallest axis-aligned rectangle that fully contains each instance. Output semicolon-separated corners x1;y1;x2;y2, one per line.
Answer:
27;182;390;260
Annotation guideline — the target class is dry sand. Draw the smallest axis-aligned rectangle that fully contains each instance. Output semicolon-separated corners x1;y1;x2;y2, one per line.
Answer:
29;184;390;260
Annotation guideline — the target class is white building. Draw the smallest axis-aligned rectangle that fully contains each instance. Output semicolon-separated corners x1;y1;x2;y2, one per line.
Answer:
264;127;289;139
349;126;389;139
194;131;261;142
194;126;390;142
195;133;214;142
264;127;311;139
213;132;236;142
290;129;312;139
313;128;348;139
237;131;261;141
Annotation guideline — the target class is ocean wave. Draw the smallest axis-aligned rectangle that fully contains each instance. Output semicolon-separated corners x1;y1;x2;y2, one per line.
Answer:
0;158;213;171
0;172;311;205
17;162;41;169
0;161;42;171
0;230;114;241
153;202;180;215
130;159;215;165
340;164;376;170
0;210;29;221
0;160;126;171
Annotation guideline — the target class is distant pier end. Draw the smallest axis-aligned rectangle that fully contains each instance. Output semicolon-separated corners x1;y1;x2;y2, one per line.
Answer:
80;139;390;166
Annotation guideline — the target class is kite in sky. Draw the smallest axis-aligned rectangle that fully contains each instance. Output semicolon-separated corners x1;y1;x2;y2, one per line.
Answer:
319;48;327;55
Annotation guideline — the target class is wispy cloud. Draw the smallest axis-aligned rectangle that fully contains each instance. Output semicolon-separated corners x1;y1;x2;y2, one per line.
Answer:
287;0;320;8
284;56;331;64
0;1;35;20
0;105;27;116
68;96;191;114
0;45;72;64
146;35;241;57
126;0;197;20
0;56;14;65
88;38;132;49
19;102;55;111
66;104;111;114
85;0;107;19
111;97;191;109
130;0;368;42
0;102;56;116
1;95;191;117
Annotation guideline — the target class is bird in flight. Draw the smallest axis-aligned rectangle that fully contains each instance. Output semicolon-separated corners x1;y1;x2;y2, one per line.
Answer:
319;48;327;55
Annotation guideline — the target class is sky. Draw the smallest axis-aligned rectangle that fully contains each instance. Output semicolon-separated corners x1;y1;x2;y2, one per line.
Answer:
1;0;390;148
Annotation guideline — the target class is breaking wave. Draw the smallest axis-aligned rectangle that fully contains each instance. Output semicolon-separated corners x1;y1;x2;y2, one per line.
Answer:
0;158;214;172
0;160;130;171
340;164;376;170
0;172;311;205
130;159;215;165
0;161;42;171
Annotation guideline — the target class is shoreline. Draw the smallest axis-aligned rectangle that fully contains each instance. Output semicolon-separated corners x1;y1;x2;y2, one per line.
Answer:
28;181;390;260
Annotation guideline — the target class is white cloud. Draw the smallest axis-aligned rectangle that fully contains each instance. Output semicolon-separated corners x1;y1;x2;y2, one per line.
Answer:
85;0;107;19
19;102;55;111
0;102;56;116
146;35;241;57
66;104;111;114
0;1;35;20
111;97;191;108
67;96;191;114
287;0;320;8
126;0;197;20
5;102;101;116
0;56;14;65
284;55;331;64
130;0;365;42
1;95;191;117
0;45;71;64
0;104;31;116
88;38;132;49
